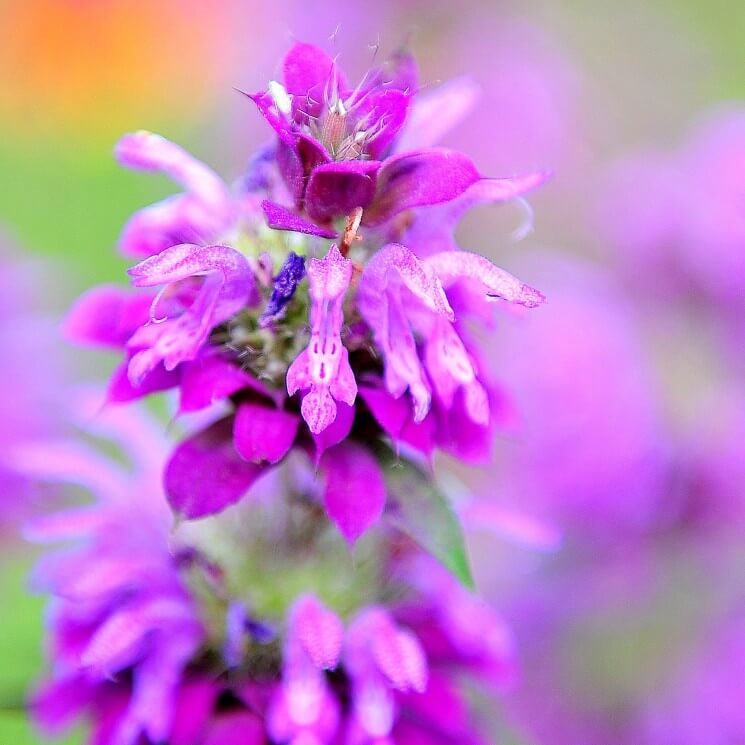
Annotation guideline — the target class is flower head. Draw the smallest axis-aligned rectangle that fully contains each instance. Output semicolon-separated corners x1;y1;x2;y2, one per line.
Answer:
64;39;547;539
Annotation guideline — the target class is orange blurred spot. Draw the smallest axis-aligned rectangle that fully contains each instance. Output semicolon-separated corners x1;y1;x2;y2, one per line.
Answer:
0;0;242;138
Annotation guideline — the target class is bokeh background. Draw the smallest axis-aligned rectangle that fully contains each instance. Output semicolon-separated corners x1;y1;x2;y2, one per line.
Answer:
2;0;744;743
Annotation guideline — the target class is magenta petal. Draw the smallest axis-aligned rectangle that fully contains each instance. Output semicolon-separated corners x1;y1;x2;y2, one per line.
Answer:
262;200;338;238
365;149;481;225
32;676;93;734
287;245;357;434
64;286;152;348
282;42;347;116
169;679;219;745
371;621;428;694
359;385;435;456
403;172;550;258
276;141;305;204
179;356;271;413
244;90;295;146
233;402;299;464
165;418;268;519
434;390;493;464
320;442;386;543
126;244;256;381
107;358;181;403
305;160;381;223
203;712;265;745
354;89;410;159
312;401;355;461
425;250;546;308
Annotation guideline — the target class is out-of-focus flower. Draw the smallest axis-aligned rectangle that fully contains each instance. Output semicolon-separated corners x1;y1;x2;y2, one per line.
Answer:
18;394;204;745
600;107;745;313
19;391;516;744
438;17;584;176
483;253;666;542
654;381;745;539
0;240;67;535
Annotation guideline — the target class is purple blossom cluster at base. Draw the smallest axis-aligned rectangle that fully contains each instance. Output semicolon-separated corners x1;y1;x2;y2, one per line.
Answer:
23;394;512;745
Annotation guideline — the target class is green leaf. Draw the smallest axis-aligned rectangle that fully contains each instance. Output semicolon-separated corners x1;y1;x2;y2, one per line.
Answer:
384;459;475;589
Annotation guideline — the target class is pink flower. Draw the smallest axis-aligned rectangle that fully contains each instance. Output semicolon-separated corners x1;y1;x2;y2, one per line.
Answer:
286;243;357;434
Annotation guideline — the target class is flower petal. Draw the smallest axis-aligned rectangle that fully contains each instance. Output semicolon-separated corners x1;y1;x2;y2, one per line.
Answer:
305;160;381;223
282;42;347;118
126;244;256;381
115;132;234;257
289;594;343;670
179;356;272;413
312;401;355;461
233;402;300;464
364;149;481;225
396;76;480;151
425;250;545;307
107;358;181;403
371;622;428;694
359;243;453;319
165;417;269;519
320;441;386;543
261;200;338;238
287;245;357;434
403;172;551;258
64;286;152;348
358;384;435;456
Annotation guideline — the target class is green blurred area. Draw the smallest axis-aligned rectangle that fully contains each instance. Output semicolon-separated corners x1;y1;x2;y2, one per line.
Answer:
0;140;167;295
0;554;80;744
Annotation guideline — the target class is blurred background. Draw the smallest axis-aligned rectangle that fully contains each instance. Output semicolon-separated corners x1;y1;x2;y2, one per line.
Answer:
1;0;744;742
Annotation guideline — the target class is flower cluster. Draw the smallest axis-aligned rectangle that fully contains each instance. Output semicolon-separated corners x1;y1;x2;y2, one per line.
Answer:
35;41;546;744
24;391;514;745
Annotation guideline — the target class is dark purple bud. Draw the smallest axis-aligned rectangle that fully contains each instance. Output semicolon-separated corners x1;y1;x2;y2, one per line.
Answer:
259;252;306;326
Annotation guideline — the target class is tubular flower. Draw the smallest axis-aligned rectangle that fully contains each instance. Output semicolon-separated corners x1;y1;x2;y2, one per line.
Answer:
286;243;357;434
20;394;517;745
64;41;546;537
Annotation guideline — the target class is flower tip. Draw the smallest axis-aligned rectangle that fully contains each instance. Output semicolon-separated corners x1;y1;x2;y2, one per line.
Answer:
114;130;158;166
519;284;546;308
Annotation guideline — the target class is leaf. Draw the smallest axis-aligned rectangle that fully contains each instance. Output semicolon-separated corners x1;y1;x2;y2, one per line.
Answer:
384;458;474;589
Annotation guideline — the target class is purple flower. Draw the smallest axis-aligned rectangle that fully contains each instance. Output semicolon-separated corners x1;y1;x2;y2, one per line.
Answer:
126;242;258;385
484;253;665;540
251;41;522;240
63;40;549;543
357;241;544;428
599;107;745;314
19;403;519;745
0;243;68;535
19;392;204;745
267;594;342;743
286;243;357;434
115;131;239;258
